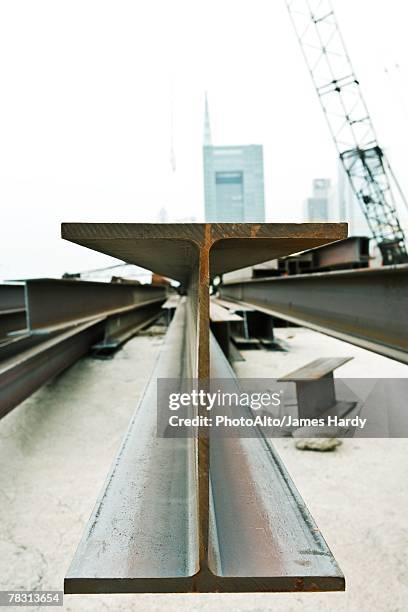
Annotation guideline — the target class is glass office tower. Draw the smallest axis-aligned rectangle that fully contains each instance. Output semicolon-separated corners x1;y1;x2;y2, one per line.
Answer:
203;144;265;222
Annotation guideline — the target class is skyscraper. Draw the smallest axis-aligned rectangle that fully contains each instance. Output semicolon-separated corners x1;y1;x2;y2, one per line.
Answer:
305;178;331;222
203;95;265;223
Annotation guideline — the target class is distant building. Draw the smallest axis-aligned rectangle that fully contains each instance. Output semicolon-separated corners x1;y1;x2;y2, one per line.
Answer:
202;95;265;222
305;178;331;222
336;161;370;236
157;207;169;223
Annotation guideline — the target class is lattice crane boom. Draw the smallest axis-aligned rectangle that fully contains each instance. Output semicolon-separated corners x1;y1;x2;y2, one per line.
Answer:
285;0;408;264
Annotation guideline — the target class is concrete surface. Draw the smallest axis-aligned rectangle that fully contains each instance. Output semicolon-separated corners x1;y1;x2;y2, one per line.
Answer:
0;324;407;611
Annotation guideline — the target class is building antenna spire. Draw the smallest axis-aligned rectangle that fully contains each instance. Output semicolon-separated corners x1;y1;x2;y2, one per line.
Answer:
204;91;212;146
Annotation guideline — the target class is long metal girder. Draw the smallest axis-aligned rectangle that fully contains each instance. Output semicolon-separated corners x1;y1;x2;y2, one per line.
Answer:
25;278;166;332
0;319;105;419
278;236;370;275
0;279;167;415
65;301;344;593
0;331;61;363
0;302;166;416
220;264;408;364
62;222;346;578
62;222;346;593
0;320;166;417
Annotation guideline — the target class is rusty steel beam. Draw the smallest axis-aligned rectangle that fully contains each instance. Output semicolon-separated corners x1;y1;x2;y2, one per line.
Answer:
62;222;347;593
0;319;105;419
220;264;408;364
0;304;164;415
65;300;198;593
0;279;166;414
65;303;344;593
306;236;369;270
207;334;344;591
277;236;370;275
25;278;166;332
0;331;61;363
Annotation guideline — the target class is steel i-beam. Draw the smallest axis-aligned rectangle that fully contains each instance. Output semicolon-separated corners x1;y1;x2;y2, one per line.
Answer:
219;264;408;364
0;279;166;416
62;222;347;593
0;319;105;419
25;278;166;332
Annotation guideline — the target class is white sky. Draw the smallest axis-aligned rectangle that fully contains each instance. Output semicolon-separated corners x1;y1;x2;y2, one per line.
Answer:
1;0;408;279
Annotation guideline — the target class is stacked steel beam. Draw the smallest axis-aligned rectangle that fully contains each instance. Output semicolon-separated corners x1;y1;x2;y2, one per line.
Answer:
0;278;166;418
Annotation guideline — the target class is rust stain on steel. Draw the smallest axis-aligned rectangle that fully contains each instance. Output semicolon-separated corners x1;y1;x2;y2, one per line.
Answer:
250;224;261;237
62;222;347;593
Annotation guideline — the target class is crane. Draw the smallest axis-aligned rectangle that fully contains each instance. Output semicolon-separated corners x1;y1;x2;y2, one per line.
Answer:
285;0;408;264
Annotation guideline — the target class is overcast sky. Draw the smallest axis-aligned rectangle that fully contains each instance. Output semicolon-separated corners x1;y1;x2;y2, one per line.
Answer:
1;0;408;279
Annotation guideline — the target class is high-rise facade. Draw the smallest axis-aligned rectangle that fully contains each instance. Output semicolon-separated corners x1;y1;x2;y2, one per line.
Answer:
305;178;331;222
202;95;265;222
